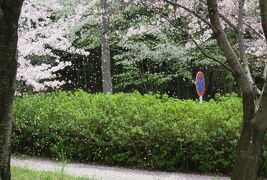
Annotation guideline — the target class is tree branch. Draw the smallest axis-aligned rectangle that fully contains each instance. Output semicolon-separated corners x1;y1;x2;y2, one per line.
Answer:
244;22;265;39
256;0;267;118
82;0;135;17
219;13;239;32
237;0;246;64
198;0;239;32
162;0;246;75
140;0;234;74
207;0;256;94
254;82;267;129
237;0;260;101
163;0;216;32
200;0;264;41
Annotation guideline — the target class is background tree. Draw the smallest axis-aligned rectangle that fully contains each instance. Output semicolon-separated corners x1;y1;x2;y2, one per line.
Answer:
0;0;24;179
69;0;233;97
101;0;113;93
18;0;89;92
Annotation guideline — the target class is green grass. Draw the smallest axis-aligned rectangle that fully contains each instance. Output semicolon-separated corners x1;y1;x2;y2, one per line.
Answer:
11;166;92;180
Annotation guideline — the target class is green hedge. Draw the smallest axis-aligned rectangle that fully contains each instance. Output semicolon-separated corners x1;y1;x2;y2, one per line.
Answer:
12;91;242;174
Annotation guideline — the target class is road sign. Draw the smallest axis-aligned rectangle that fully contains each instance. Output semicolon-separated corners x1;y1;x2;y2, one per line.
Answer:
195;71;205;103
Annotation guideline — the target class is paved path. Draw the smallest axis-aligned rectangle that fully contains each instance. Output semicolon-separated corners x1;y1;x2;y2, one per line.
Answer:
11;156;229;180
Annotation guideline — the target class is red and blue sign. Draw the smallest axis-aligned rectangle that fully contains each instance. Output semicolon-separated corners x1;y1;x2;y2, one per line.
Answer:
196;71;205;97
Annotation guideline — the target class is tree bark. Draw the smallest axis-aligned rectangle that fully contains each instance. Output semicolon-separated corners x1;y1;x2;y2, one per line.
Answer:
232;93;266;180
0;1;24;179
101;0;113;93
206;0;267;179
206;0;254;94
232;123;265;180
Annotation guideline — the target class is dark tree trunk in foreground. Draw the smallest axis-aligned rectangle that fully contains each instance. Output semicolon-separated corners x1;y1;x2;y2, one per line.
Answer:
206;0;267;179
0;1;24;179
101;0;113;93
232;93;266;180
232;124;265;180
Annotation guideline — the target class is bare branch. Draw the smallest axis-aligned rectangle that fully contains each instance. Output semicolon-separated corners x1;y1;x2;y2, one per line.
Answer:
254;82;267;129
264;64;267;82
256;64;267;113
237;0;260;102
219;14;238;32
207;2;241;77
237;0;246;62
163;0;216;32
140;0;234;73
202;0;264;40
198;0;239;32
206;0;241;74
82;0;135;17
259;0;267;107
244;22;265;39
188;35;235;74
207;0;258;94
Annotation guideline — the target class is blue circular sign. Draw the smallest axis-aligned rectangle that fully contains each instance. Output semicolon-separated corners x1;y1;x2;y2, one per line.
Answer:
196;71;205;97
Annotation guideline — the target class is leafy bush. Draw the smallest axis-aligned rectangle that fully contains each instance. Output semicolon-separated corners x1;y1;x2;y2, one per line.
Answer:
12;91;242;174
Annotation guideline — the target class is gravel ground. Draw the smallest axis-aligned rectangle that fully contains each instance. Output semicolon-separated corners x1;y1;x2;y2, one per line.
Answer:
11;156;229;180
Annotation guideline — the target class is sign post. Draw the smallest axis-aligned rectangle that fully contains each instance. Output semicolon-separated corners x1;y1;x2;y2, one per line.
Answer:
195;71;205;104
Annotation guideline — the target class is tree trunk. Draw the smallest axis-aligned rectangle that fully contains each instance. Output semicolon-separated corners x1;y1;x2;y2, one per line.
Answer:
0;1;23;179
206;1;266;178
101;0;113;93
232;93;266;180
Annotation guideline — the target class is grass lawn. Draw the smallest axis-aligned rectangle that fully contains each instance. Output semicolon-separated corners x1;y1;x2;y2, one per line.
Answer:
11;166;92;180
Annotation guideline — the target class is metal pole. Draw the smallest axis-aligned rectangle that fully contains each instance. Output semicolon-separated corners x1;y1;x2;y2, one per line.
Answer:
199;96;203;104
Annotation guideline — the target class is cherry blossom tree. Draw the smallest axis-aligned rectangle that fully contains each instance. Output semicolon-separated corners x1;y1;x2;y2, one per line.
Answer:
18;0;89;92
70;0;203;95
0;0;24;179
137;0;267;179
0;0;90;178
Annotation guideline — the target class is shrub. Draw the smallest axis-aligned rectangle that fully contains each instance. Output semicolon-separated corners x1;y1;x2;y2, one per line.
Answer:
12;90;242;174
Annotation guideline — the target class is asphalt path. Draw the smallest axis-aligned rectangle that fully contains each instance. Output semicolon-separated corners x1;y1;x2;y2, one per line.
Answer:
11;156;229;180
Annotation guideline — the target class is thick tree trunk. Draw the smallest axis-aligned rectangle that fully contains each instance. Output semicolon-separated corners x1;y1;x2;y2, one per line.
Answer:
232;125;265;180
206;1;265;178
101;0;113;93
0;39;17;179
205;0;267;179
232;93;266;180
0;1;23;179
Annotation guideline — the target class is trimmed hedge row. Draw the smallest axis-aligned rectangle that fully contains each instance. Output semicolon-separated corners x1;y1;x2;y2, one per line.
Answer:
12;91;242;174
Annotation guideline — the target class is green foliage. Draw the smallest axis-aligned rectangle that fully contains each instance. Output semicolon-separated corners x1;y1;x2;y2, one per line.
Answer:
11;166;92;180
53;0;235;97
13;91;242;174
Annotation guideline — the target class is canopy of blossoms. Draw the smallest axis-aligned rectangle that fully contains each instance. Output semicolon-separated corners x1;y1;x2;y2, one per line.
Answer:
18;0;90;91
